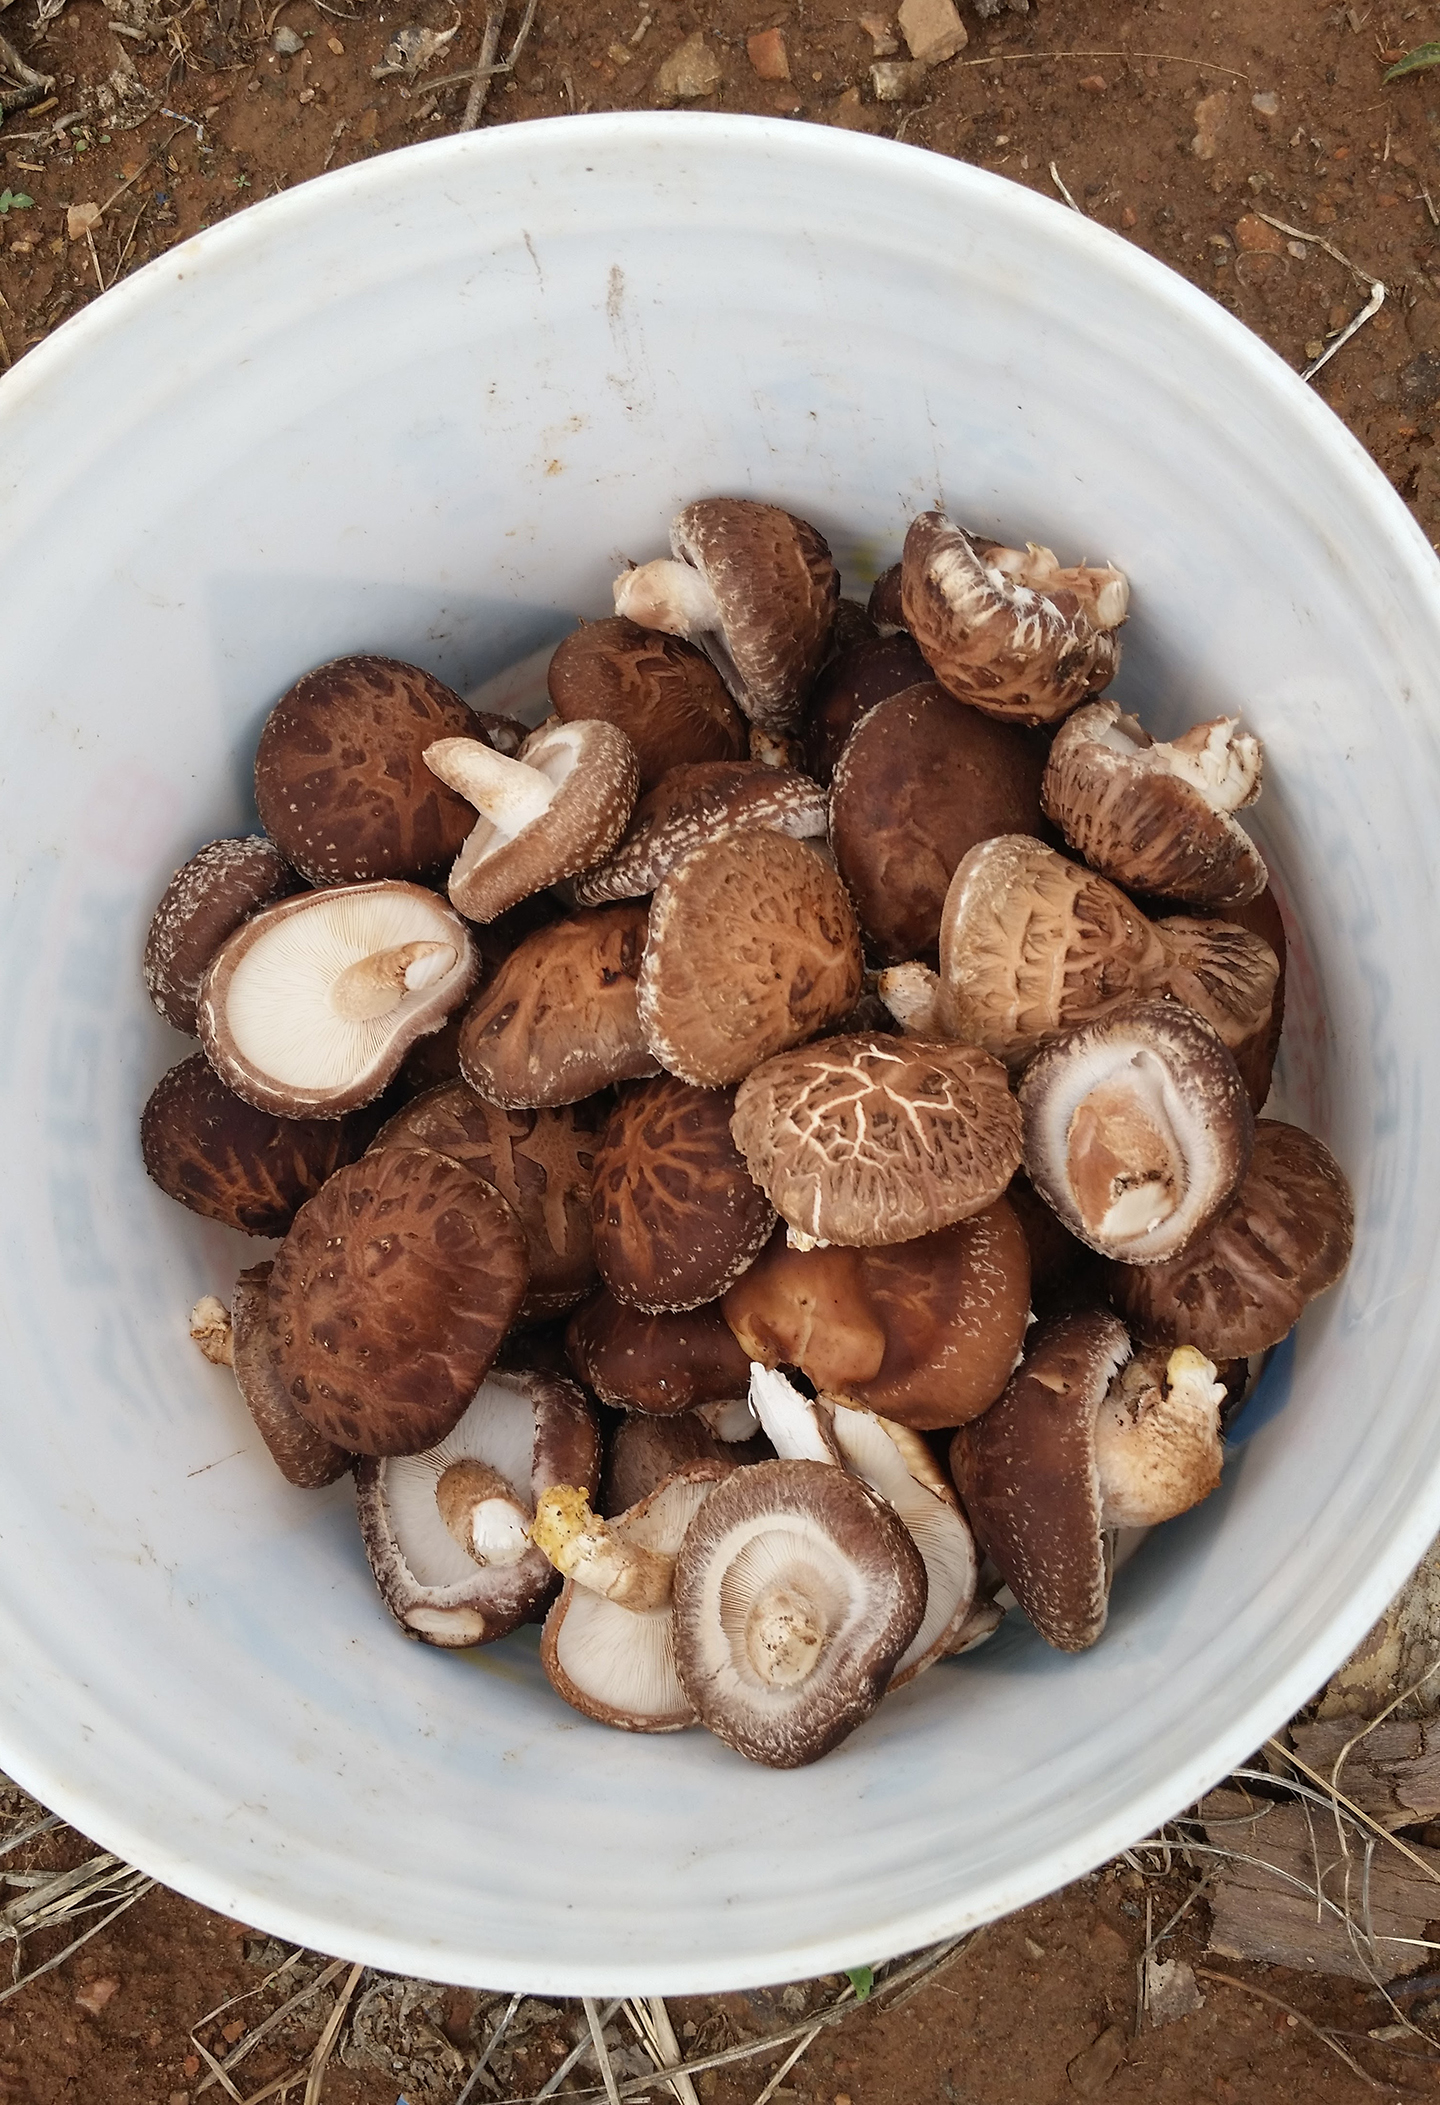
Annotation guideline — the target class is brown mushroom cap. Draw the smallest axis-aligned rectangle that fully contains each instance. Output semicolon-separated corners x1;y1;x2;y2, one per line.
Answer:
803;632;930;786
254;655;487;887
566;1291;752;1414
591;1075;776;1311
951;1308;1131;1652
458;904;660;1108
547;617;746;789
829;683;1050;965
937;835;1166;1067
141;1053;380;1237
356;1366;600;1647
1153;916;1278;1056
671;1457;928;1768
723;1204;1032;1431
638;832;864;1088
1019;998;1255;1265
1107;1119;1354;1357
1192;885;1287;1113
730;1033;1021;1247
614;498;839;734
901;513;1127;726
571;762;827;909
231;1262;351;1488
601;1411;736;1515
369;1081;601;1319
197;881;478;1118
1042;701;1267;908
143;836;300;1034
867;563;907;632
267;1148;530;1456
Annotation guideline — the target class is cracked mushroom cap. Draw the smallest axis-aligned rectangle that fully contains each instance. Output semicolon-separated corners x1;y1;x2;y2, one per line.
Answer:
197;881;478;1118
267;1148;530;1456
140;1052;380;1237
1094;1344;1226;1529
143;836;300;1034
591;1075;776;1312
936;835;1166;1067
1019;998;1255;1265
571;762;827;909
901;513;1127;726
355;1367;600;1647
829;683;1050;965
951;1308;1132;1652
424;719;638;924
723;1204;1031;1431
565;1290;752;1414
1107;1119;1354;1358
803;632;930;786
368;1082;602;1319
253;655;487;887
1042;701;1268;908
638;832;863;1088
230;1262;351;1488
614;498;839;734
547;617;746;789
458;904;659;1108
730;1033;1021;1247
671;1457;927;1768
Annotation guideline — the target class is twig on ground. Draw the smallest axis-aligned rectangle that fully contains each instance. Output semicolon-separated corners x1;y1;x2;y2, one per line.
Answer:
0;1878;155;2007
454;1989;524;2105
196;1957;347;2095
0;1815;59;1860
958;47;1249;82
301;1958;363;2105
461;3;505;130
584;1997;623;2105
1049;161;1082;212
238;2071;308;2105
1193;1968;1389;2089
534;1998;625;2100
1249;213;1386;378
623;1998;700;2105
1269;1738;1440;1889
750;2019;828;2105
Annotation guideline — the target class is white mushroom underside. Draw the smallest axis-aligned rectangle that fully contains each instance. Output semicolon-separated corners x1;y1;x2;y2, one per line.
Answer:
224;891;466;1088
382;1380;538;1591
695;1514;867;1710
1093;715;1260;813
831;1407;976;1681
452;724;586;867
552;1473;716;1721
1035;1040;1217;1258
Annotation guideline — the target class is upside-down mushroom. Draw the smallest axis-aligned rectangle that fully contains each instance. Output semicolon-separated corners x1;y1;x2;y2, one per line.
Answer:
143;836;300;1034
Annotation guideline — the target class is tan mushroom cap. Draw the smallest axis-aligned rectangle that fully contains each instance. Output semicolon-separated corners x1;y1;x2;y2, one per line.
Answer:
723;1203;1032;1431
566;1290;752;1414
1108;1119;1354;1358
951;1307;1132;1652
143;836;299;1034
638;832;864;1088
730;1033;1021;1247
591;1075;776;1312
267;1148;530;1456
1042;701;1268;908
1190;885;1288;1114
1094;1344;1226;1529
671;1457;927;1768
614;498;839;735
197;881;478;1118
230;1262;350;1489
1153;916;1278;1055
937;836;1166;1068
1019;997;1255;1266
901;513;1127;726
547;617;746;789
425;719;638;924
572;762;826;908
458;904;660;1109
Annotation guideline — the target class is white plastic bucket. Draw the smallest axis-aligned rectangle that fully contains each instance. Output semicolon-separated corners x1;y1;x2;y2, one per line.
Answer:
1;114;1436;1993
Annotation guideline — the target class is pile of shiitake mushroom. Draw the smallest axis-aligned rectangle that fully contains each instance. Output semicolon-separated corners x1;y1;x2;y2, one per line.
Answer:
142;496;1354;1772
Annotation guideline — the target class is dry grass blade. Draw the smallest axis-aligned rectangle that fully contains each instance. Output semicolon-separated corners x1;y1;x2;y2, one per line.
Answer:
190;2028;245;2102
460;3;504;131
534;1997;624;2100
957;46;1249;82
453;1987;523;2104
0;1878;155;2006
196;1956;347;2095
1193;1967;1390;2090
301;1959;363;2105
641;1997;700;2105
0;1813;60;1860
584;1996;623;2105
1270;1738;1440;1889
238;2071;308;2105
750;2020;826;2105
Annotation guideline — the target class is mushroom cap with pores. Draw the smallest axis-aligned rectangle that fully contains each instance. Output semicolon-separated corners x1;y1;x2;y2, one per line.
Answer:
458;904;660;1108
566;1291;753;1414
671;1457;927;1768
547;617;746;788
267;1148;530;1456
1019;998;1255;1265
638;832;864;1088
1108;1119;1354;1357
356;1367;600;1647
1042;701;1267;909
591;1075;776;1311
143;836;300;1034
198;881;478;1118
254;655;487;887
901;514;1126;725
730;1034;1021;1247
572;762;826;909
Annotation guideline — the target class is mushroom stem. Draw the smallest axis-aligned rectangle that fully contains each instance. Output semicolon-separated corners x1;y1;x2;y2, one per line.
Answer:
746;1584;827;1685
531;1485;675;1611
435;1458;532;1567
424;736;557;838
614;559;722;642
876;961;943;1037
189;1294;234;1366
1095;1345;1226;1528
328;940;458;1021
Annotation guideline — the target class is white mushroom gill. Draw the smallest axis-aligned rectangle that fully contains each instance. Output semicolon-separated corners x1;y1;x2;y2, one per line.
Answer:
383;1379;538;1591
614;558;721;642
716;1524;853;1692
1036;1043;1207;1250
425;735;558;842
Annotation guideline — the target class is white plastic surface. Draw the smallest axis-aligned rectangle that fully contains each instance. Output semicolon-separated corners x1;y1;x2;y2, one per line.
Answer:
0;114;1437;1993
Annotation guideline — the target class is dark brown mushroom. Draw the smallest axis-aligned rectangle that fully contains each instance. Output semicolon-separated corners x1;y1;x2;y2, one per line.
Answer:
591;1075;776;1311
230;1262;351;1488
601;1411;735;1515
638;832;864;1087
458;904;660;1108
253;655;487;886
547;617;746;788
566;1291;752;1414
1107;1119;1354;1357
571;762;826;909
267;1148;530;1456
143;837;300;1034
730;1033;1021;1247
802;632;929;785
866;563;907;633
